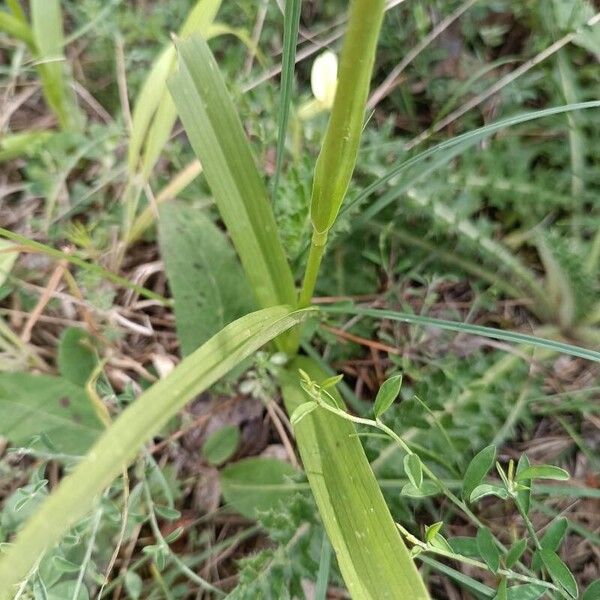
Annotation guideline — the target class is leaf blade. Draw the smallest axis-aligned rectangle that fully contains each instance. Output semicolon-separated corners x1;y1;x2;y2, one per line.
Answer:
0;305;311;594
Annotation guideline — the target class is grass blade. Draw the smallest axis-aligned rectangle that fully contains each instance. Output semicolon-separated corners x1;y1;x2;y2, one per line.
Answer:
168;34;297;351
281;357;430;599
0;305;312;597
321;305;600;363
272;0;301;198
30;0;81;130
347;101;600;227
127;0;222;176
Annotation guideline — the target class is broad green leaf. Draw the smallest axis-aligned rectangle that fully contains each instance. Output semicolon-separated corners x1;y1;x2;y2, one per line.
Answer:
373;373;402;418
583;580;600;600
272;0;302;196
124;571;143;600
201;425;240;466
220;457;298;519
281;357;429;599
169;34;298;353
57;327;96;387
516;454;531;515
463;444;496;501
515;465;569;482
470;484;509;503
0;373;103;454
477;527;500;572
402;481;440;498
532;517;568;571
290;401;318;425
0;240;17;288
539;549;578;598
404;454;423;489
159;202;254;355
505;538;527;568
321;305;600;363
505;584;547;600
0;305;310;596
47;581;89;600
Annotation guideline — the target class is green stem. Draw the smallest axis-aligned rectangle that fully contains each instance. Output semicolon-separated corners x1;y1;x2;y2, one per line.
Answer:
298;230;328;307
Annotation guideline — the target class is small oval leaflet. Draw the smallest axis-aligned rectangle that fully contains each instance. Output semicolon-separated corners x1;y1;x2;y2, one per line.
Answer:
290;401;318;426
373;373;402;418
515;465;569;482
540;549;578;598
462;444;496;501
404;454;423;489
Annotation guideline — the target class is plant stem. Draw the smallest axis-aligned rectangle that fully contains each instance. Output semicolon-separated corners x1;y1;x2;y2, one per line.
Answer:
298;230;328;307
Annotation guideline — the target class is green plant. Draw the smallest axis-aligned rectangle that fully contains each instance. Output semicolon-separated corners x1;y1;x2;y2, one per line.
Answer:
1;0;600;597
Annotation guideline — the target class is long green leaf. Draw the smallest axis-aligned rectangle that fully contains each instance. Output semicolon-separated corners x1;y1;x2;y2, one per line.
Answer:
168;34;298;352
30;0;80;130
281;357;430;599
127;0;222;176
272;0;301;197
347;101;600;227
0;306;311;597
321;305;600;362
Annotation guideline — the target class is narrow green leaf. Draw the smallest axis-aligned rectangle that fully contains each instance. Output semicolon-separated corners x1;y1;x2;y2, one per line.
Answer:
0;240;17;289
201;425;240;466
448;536;480;559
30;0;80;130
516;454;531;515
57;328;96;387
128;0;223;175
505;538;527;568
404;454;423;489
418;555;495;598
320;374;344;389
373;373;402;418
348;101;600;226
220;457;298;519
539;549;578;598
0;305;310;596
505;583;546;600
281;357;430;599
290;401;318;426
310;0;385;233
470;484;509;503
320;305;600;363
463;444;496;501
477;527;500;573
272;0;302;196
159;202;254;355
425;522;443;544
495;577;507;600
515;465;569;482
583;580;600;600
0;11;34;46
532;517;568;571
153;505;182;521
169;34;298;353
